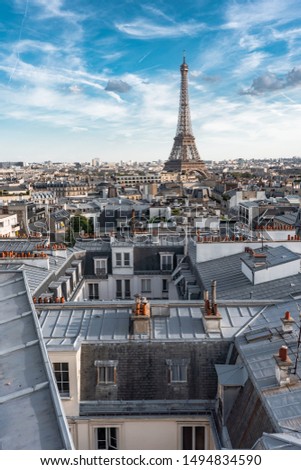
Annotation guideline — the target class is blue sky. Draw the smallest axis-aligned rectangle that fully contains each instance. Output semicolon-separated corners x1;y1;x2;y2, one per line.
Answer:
1;0;301;163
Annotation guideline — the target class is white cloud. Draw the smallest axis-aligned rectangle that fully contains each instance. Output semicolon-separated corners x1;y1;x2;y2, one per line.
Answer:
234;51;268;77
115;19;206;39
224;0;301;30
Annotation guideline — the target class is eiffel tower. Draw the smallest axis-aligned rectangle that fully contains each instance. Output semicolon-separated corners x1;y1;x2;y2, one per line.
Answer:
164;56;208;178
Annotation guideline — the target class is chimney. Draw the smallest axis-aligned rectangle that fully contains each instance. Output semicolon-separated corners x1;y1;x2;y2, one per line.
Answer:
274;345;292;386
211;279;217;309
281;311;295;333
203;280;222;333
131;295;151;336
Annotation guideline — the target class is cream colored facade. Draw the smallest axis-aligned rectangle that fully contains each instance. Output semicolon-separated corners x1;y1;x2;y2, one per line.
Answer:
72;416;216;450
48;348;218;450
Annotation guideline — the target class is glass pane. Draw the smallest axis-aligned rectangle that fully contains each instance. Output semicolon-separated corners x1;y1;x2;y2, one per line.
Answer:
107;367;115;383
99;367;105;382
109;428;118;449
97;428;106;449
195;427;205;450
182;427;192;450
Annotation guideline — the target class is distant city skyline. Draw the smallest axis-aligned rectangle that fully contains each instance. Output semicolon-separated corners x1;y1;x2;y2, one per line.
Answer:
1;0;301;163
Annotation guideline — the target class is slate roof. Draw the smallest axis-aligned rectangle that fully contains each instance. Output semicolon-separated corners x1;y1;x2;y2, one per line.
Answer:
0;249;76;294
0;271;73;449
38;302;264;349
0;239;48;252
195;250;301;301
235;300;301;440
241;245;300;271
253;432;301;450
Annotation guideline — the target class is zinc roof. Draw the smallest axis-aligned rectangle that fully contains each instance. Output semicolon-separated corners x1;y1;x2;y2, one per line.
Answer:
0;271;73;449
236;300;301;439
38;302;264;349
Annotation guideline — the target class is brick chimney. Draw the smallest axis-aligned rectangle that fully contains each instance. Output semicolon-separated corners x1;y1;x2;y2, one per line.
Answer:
131;295;151;336
281;311;295;333
203;280;222;333
274;345;292;386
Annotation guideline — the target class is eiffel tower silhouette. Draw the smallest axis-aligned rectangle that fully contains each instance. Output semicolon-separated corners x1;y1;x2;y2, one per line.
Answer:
164;55;208;178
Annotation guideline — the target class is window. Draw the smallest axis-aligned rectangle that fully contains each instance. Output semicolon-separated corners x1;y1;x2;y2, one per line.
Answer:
170;364;187;382
181;425;205;450
96;427;118;450
141;278;151;293
88;283;99;300
160;253;173;272
53;362;70;397
116;279;122;298
116;279;131;299
115;252;131;267
124;279;131;298
98;366;115;384
162;279;168;292
166;359;189;383
95;360;117;385
116;253;122;266
94;258;107;277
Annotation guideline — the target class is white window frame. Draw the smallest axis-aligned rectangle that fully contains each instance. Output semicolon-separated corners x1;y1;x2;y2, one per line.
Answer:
114;252;131;268
115;279;131;299
95;426;119;450
94;360;118;385
116;253;122;267
53;362;70;397
141;278;151;293
94;257;108;276
162;278;168;292
166;359;189;383
88;283;99;300
123;252;130;266
160;252;173;272
178;423;207;450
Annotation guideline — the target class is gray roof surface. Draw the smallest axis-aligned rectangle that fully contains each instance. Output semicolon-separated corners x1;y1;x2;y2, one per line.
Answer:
38;302;264;349
0;271;73;449
236;300;301;440
195;250;301;300
0;251;73;294
274;213;297;225
74;240;111;252
253;432;301;450
0;239;48;252
215;364;248;386
241;245;300;271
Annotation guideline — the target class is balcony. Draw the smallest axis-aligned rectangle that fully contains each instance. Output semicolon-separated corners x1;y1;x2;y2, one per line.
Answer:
161;264;172;272
95;268;108;279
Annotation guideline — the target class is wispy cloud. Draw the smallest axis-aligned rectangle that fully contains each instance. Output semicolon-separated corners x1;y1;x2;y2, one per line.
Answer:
115;19;206;39
224;0;301;30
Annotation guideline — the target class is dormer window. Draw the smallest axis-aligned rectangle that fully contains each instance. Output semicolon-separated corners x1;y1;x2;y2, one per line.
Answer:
94;258;108;277
166;359;189;383
160;252;174;272
115;252;131;267
94;360;118;385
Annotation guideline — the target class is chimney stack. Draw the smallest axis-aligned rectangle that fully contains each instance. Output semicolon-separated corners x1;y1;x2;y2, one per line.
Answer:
281;311;295;333
274;345;292;386
211;280;217;309
203;280;222;333
131;295;151;336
